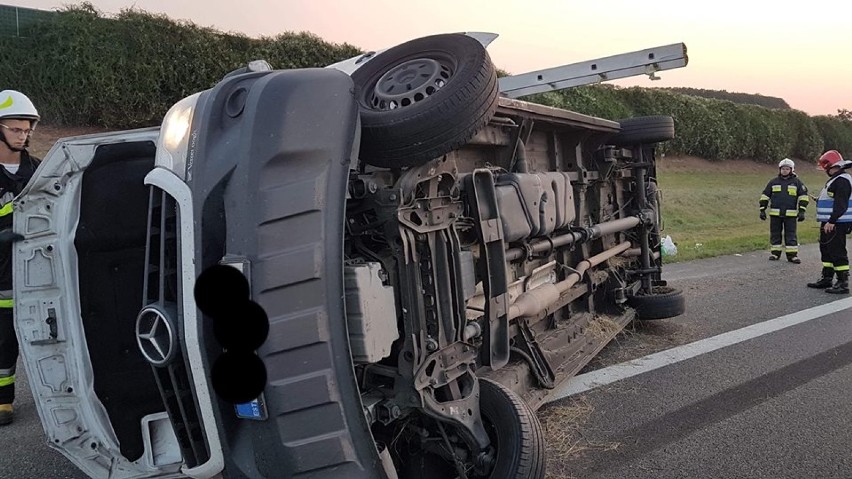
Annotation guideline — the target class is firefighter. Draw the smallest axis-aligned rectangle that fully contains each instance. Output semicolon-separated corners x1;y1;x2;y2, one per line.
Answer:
807;150;852;294
759;158;809;263
0;90;40;425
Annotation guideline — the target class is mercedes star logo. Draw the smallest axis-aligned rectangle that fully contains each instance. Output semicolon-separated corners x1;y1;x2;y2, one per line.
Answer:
136;307;177;366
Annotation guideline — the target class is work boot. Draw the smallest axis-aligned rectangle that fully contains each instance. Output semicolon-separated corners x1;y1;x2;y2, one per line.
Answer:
0;404;12;426
768;254;780;261
787;255;801;264
807;268;834;289
826;271;850;294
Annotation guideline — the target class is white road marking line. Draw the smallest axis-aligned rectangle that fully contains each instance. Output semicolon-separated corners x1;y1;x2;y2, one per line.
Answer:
547;297;852;402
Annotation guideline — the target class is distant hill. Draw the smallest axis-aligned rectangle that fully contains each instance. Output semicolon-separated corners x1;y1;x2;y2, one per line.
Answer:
658;87;791;110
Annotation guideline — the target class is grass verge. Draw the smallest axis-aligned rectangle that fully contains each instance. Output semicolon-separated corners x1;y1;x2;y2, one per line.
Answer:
657;156;827;263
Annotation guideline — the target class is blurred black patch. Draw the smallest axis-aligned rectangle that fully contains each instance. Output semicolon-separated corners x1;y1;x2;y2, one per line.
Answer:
211;351;267;404
212;300;270;351
194;264;250;316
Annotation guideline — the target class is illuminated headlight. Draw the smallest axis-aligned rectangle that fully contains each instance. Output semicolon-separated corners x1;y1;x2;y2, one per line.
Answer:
155;93;201;179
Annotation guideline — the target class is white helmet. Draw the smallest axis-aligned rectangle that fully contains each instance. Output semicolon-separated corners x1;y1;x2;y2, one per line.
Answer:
0;90;40;122
778;158;795;171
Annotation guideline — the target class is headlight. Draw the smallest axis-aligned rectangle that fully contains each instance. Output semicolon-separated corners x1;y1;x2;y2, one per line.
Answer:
155;93;201;179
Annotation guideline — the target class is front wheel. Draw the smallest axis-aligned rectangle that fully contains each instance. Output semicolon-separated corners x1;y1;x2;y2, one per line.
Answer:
478;378;546;478
398;377;545;478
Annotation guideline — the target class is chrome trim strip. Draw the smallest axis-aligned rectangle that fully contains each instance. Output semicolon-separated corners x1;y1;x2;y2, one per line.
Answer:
144;167;225;479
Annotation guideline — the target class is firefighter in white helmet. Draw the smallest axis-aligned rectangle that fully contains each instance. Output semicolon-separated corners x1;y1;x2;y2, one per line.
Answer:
758;158;809;263
0;90;41;426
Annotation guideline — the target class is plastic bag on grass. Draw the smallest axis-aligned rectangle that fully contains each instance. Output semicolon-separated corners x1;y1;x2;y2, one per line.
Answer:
661;235;677;257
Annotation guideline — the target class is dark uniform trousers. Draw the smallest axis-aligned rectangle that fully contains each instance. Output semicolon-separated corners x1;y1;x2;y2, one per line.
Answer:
819;223;852;273
0;308;15;404
770;215;799;258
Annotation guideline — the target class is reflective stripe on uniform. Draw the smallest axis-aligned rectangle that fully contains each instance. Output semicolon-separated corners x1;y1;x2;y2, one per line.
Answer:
771;245;783;252
785;245;799;252
0;202;11;217
0;289;13;309
772;185;782;192
835;265;850;272
816;174;852;222
0;375;14;387
824;262;835;268
787;185;797;195
769;208;781;216
784;210;798;217
760;194;770;202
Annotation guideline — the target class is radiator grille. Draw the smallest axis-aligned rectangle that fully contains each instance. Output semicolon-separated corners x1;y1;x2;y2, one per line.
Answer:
143;186;210;467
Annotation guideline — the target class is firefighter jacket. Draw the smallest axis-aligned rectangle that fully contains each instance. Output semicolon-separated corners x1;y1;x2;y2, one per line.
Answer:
0;150;40;308
759;174;809;217
816;172;852;224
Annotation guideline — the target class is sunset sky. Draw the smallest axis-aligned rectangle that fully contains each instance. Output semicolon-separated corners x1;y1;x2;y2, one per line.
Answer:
9;0;852;116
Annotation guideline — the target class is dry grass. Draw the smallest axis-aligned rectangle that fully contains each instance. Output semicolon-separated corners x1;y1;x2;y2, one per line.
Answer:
582;318;699;373
605;256;632;269
539;396;621;479
589;269;610;285
585;315;626;341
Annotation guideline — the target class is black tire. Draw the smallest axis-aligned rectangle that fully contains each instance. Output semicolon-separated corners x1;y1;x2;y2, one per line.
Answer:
627;286;686;320
351;34;499;168
612;116;675;145
399;378;545;478
479;378;545;478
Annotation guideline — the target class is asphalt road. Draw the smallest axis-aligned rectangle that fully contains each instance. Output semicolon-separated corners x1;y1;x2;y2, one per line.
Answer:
0;356;88;479
541;242;852;478
2;242;850;478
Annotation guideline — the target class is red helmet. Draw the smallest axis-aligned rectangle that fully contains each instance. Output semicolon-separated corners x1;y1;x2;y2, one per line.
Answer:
818;150;845;170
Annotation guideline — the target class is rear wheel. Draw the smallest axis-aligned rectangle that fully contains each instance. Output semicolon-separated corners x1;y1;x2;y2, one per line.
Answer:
351;33;499;168
627;286;686;320
612;116;675;145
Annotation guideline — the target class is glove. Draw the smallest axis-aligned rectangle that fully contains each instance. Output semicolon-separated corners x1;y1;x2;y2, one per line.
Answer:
797;210;805;222
759;210;767;221
0;229;23;244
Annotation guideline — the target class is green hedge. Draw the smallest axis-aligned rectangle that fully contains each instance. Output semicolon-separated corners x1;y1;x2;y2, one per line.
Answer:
3;3;851;163
1;4;360;128
530;85;850;163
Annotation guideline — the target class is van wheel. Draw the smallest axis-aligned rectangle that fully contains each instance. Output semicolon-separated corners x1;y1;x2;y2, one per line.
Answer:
477;378;546;478
351;33;499;168
627;286;685;320
613;116;675;145
400;378;545;478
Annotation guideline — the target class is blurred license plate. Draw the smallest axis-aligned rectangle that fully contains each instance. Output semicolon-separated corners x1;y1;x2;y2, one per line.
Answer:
235;395;267;420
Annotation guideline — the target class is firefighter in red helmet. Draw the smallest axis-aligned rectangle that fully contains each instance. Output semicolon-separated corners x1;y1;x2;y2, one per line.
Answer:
807;150;852;293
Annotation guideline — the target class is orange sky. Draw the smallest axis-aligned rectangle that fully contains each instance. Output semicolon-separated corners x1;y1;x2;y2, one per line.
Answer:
10;0;852;116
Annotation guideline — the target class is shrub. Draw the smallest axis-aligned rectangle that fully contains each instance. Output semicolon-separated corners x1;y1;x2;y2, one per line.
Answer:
1;3;360;128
